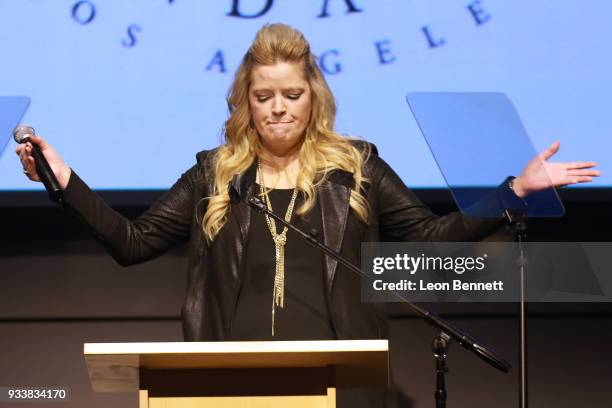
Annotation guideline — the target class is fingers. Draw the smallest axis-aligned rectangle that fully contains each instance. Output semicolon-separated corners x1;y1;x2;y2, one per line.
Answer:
539;141;560;161
567;176;594;184
16;143;29;166
559;175;595;186
28;134;48;150
567;169;601;177
16;145;26;166
15;141;39;181
565;161;598;170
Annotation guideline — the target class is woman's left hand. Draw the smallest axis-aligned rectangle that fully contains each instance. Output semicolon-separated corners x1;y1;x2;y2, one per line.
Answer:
511;141;600;198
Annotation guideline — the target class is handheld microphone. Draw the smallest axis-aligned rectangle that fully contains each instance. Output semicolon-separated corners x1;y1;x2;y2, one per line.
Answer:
13;125;64;205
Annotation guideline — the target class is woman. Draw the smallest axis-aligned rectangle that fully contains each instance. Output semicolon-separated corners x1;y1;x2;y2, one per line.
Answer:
15;24;598;342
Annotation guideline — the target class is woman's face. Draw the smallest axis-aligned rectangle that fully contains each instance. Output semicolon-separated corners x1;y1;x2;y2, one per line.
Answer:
248;61;312;156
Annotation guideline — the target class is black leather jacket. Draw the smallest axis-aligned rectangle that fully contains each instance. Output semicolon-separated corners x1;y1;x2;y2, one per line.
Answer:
63;146;502;341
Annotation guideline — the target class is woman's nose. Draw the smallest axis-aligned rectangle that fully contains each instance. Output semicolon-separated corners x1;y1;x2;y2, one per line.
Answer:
272;98;287;115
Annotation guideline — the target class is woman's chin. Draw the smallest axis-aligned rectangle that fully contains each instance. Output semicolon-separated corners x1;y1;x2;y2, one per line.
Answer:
263;131;299;145
261;136;303;156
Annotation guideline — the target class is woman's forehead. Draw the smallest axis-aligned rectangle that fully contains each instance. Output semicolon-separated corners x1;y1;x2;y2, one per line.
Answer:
250;62;308;89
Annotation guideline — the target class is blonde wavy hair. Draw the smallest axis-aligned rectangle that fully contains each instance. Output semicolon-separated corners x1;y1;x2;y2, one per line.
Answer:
202;23;371;241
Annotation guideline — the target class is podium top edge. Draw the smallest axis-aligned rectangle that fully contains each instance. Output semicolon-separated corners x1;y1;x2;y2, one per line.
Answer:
84;340;389;355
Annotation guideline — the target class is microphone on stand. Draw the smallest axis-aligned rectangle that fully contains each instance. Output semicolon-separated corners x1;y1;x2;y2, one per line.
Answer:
13;125;64;205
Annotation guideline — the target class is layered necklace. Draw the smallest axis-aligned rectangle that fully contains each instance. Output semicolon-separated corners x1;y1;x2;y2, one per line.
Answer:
257;159;299;336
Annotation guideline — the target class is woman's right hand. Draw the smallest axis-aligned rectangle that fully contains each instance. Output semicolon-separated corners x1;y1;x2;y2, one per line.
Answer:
15;135;72;190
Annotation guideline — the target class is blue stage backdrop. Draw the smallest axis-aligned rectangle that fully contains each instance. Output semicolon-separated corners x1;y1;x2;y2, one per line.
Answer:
1;1;609;190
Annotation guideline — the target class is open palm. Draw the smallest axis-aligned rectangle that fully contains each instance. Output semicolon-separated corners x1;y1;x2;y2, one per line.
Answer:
513;141;600;197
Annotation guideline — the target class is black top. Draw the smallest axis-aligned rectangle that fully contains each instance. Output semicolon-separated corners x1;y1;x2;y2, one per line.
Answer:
230;186;336;340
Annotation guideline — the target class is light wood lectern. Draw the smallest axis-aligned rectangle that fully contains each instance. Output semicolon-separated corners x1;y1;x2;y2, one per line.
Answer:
84;340;388;408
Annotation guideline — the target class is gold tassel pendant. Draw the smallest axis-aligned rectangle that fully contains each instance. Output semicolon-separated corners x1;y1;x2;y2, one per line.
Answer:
271;233;287;336
258;159;298;337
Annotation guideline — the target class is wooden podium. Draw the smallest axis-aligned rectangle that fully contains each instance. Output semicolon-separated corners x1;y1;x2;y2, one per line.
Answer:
84;340;388;408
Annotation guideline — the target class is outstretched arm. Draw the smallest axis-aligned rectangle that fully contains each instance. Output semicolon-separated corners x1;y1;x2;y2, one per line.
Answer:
16;134;197;266
512;141;600;197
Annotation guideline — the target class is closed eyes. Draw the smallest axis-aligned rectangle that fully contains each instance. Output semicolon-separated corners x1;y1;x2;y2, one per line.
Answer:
255;93;302;102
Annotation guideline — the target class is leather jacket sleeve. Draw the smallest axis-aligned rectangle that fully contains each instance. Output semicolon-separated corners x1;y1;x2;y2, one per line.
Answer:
370;154;504;242
62;165;200;266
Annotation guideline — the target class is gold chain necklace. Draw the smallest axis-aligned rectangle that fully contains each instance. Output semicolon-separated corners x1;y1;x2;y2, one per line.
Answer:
257;159;299;336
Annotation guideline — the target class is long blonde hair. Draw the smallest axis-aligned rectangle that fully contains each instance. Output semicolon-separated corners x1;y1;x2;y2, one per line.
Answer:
202;23;370;241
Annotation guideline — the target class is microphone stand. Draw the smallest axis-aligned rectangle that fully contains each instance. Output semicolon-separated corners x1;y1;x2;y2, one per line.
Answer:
244;193;511;407
504;209;528;408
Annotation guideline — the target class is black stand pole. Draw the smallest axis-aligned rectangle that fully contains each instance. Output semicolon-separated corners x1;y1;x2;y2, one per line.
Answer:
505;209;528;408
238;192;512;388
433;332;451;408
